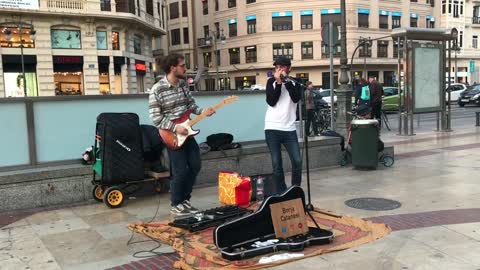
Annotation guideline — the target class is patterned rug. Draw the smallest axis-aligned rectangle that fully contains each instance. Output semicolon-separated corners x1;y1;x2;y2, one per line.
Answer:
128;208;391;270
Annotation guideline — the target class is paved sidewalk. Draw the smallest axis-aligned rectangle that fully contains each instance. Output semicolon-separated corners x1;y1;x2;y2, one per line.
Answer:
2;127;480;270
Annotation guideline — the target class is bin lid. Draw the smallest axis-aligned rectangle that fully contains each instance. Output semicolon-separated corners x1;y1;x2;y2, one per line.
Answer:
351;119;379;125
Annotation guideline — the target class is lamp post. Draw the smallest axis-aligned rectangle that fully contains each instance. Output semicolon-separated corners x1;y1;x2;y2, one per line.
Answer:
336;0;351;138
206;29;226;91
2;18;36;97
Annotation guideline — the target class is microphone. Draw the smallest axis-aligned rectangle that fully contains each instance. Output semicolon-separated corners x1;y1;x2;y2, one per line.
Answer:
280;74;295;83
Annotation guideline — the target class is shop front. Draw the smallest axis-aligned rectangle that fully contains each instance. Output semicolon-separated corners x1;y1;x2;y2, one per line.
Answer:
114;56;125;94
53;56;84;95
98;56;110;94
2;55;38;97
135;60;146;92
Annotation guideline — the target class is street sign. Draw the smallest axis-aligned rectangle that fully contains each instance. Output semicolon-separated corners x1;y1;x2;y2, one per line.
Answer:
321;23;339;46
470;60;475;73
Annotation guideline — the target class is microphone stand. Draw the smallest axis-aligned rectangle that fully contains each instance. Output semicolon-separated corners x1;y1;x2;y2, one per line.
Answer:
289;77;342;218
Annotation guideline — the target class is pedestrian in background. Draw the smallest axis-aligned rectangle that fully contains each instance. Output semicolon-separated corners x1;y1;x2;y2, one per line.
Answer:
368;75;384;126
304;81;319;136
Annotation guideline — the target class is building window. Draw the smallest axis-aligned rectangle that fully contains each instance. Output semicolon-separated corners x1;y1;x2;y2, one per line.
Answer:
203;25;209;38
392;16;401;29
235;76;255;90
183;28;189;44
379;15;388;29
272;16;292;31
171;29;180;45
322;44;341;57
137;0;140;16
184;53;191;69
247;19;256;34
229;48;240;64
100;0;111;11
442;0;446;13
115;0;135;14
377;41;388;58
301;42;313;59
459;30;463;47
273;43;293;60
146;0;153;15
202;0;208;15
426;18;435;28
228;0;236;8
301;15;313;29
112;31;120;50
1;26;36;48
51;29;81;49
229;22;237;37
473;36;478;49
133;34;143;54
358;40;372;57
96;31;107;49
215;0;218;11
245;45;257;63
358;14;369;28
182;0;187;17
410;17;418;27
215;50;220;66
203;52;211;67
321;14;341;26
453;0;463;17
247;0;255;3
393;40;404;58
170;2;179;19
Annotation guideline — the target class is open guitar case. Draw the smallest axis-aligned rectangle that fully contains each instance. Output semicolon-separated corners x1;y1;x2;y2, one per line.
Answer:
213;186;334;261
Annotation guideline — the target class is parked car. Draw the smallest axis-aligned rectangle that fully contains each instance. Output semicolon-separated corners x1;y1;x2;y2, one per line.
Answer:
311;89;330;109
445;83;467;104
318;89;337;106
382;87;401;111
458;84;480;107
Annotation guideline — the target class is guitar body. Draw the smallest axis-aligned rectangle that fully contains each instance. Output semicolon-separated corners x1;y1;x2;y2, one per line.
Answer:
159;110;200;150
158;96;239;150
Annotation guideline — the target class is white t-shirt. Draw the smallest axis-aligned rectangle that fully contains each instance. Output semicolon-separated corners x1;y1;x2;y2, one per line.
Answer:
264;81;298;131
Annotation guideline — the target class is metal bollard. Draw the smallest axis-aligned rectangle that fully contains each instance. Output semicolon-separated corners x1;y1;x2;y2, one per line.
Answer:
476;112;480;127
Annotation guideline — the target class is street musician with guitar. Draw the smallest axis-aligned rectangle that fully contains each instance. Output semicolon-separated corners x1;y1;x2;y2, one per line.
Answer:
149;53;215;216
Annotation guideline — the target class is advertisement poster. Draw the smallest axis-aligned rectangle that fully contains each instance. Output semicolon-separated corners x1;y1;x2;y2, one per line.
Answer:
4;72;38;97
0;0;39;10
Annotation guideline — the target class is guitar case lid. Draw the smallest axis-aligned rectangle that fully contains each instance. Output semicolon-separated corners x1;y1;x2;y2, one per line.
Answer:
214;186;306;249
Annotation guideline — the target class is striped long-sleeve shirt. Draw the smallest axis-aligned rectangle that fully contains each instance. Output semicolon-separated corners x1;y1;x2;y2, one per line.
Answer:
148;78;203;132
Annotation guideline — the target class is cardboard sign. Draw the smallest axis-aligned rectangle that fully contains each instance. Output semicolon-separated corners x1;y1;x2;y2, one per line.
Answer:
269;198;308;238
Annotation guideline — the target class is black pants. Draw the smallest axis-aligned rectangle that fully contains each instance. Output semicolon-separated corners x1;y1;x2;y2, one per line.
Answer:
372;103;382;127
167;137;201;206
305;109;319;135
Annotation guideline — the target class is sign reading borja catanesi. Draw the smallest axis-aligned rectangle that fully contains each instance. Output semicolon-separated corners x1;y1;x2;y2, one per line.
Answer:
0;0;39;10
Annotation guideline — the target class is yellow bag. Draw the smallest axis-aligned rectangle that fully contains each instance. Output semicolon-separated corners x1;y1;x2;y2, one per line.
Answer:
218;171;251;206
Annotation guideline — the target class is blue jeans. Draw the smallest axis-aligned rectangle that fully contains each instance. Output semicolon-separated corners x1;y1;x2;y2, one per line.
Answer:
167;137;201;206
265;130;302;194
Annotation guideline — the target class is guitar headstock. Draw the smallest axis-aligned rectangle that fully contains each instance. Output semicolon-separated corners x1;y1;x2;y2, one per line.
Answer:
223;95;239;104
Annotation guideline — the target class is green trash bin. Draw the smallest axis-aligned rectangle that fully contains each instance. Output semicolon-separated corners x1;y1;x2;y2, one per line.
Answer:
351;119;379;169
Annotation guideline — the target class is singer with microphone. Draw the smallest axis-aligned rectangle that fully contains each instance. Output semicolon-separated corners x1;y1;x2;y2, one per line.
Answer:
264;56;302;194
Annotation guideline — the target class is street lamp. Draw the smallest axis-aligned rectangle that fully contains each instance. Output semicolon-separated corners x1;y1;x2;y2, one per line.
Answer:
206;29;226;91
1;19;36;97
336;0;351;138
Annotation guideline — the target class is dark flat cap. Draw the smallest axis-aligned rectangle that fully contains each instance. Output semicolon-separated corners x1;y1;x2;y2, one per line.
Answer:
273;56;291;66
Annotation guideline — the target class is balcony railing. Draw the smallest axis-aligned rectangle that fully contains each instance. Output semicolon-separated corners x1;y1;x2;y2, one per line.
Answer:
47;0;85;10
473;17;480;24
197;38;212;48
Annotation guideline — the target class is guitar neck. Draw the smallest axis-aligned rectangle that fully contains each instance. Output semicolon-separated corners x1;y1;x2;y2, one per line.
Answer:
188;102;227;126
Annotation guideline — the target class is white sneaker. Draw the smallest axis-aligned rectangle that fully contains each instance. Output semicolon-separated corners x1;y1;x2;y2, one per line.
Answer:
170;204;191;216
182;200;200;213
